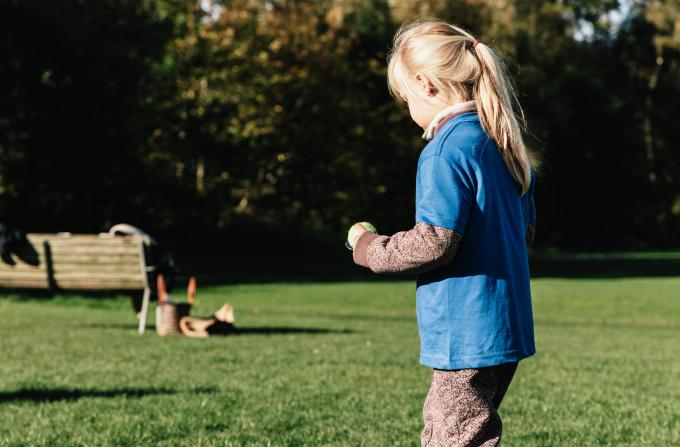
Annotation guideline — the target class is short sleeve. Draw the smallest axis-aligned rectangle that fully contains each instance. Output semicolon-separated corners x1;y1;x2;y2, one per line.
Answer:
527;169;536;224
415;154;474;235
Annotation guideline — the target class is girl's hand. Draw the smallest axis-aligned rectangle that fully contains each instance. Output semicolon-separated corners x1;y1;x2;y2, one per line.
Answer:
346;222;377;250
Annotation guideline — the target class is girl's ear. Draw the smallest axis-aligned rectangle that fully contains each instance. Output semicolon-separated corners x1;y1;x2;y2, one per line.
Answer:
415;73;438;97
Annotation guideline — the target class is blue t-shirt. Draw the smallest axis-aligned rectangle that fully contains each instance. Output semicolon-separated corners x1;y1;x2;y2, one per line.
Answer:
414;111;536;370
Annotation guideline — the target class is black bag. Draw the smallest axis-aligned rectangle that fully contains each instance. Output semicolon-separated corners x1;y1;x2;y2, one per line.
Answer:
0;223;36;265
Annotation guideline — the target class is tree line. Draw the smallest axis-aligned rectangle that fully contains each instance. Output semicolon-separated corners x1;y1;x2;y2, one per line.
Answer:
1;0;679;254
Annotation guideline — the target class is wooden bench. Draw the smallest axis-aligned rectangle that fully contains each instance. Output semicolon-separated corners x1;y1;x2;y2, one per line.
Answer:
0;232;155;334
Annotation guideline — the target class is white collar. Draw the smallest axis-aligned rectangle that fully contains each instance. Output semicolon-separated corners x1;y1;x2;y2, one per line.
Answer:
422;100;476;141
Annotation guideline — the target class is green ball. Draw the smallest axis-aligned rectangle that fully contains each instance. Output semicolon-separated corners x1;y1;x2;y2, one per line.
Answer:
360;222;377;233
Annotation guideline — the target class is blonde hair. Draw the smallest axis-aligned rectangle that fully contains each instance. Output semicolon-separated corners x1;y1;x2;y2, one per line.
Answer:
387;20;532;194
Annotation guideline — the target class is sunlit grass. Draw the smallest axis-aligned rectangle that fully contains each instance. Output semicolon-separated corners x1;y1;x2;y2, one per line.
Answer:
0;276;678;446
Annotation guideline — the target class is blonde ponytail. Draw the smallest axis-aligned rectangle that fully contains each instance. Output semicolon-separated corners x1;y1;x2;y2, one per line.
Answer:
387;20;533;195
473;43;532;194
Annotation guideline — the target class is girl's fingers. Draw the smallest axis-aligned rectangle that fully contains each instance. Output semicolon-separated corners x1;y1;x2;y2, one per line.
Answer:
349;225;362;247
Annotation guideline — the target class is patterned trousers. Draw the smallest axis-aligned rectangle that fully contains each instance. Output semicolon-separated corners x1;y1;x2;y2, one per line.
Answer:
421;362;518;447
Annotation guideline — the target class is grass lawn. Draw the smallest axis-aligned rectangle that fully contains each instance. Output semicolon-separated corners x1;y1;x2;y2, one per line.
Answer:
0;273;679;446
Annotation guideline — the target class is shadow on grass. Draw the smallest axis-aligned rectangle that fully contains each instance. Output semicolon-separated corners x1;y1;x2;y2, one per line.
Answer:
79;322;354;335
0;386;217;404
234;326;353;335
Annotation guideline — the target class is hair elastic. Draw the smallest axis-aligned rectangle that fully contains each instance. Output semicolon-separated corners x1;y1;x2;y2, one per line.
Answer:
471;39;480;49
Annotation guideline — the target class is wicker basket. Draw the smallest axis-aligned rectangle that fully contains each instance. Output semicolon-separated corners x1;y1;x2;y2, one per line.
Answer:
156;302;192;336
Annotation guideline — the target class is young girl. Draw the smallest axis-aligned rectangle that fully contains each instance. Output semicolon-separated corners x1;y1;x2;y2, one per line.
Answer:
347;20;536;446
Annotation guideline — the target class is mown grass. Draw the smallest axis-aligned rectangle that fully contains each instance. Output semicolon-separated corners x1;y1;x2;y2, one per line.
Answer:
0;274;679;446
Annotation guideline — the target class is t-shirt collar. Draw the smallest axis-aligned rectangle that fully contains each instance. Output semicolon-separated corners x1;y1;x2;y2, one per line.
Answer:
422;100;477;141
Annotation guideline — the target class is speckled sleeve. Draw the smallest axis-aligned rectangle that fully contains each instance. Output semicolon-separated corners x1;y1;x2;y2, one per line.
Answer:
352;222;462;275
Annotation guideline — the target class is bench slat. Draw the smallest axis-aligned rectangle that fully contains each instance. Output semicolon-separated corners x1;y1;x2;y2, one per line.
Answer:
53;272;143;280
38;238;139;244
49;255;140;263
47;240;139;247
0;263;45;272
49;248;139;255
0;271;47;281
53;279;145;289
30;234;149;244
28;235;141;244
0;279;48;289
52;265;141;273
26;238;121;244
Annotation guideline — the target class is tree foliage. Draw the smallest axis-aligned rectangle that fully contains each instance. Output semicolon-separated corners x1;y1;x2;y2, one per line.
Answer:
1;0;679;252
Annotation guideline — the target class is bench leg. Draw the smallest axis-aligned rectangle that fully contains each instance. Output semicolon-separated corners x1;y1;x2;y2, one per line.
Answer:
138;287;151;334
